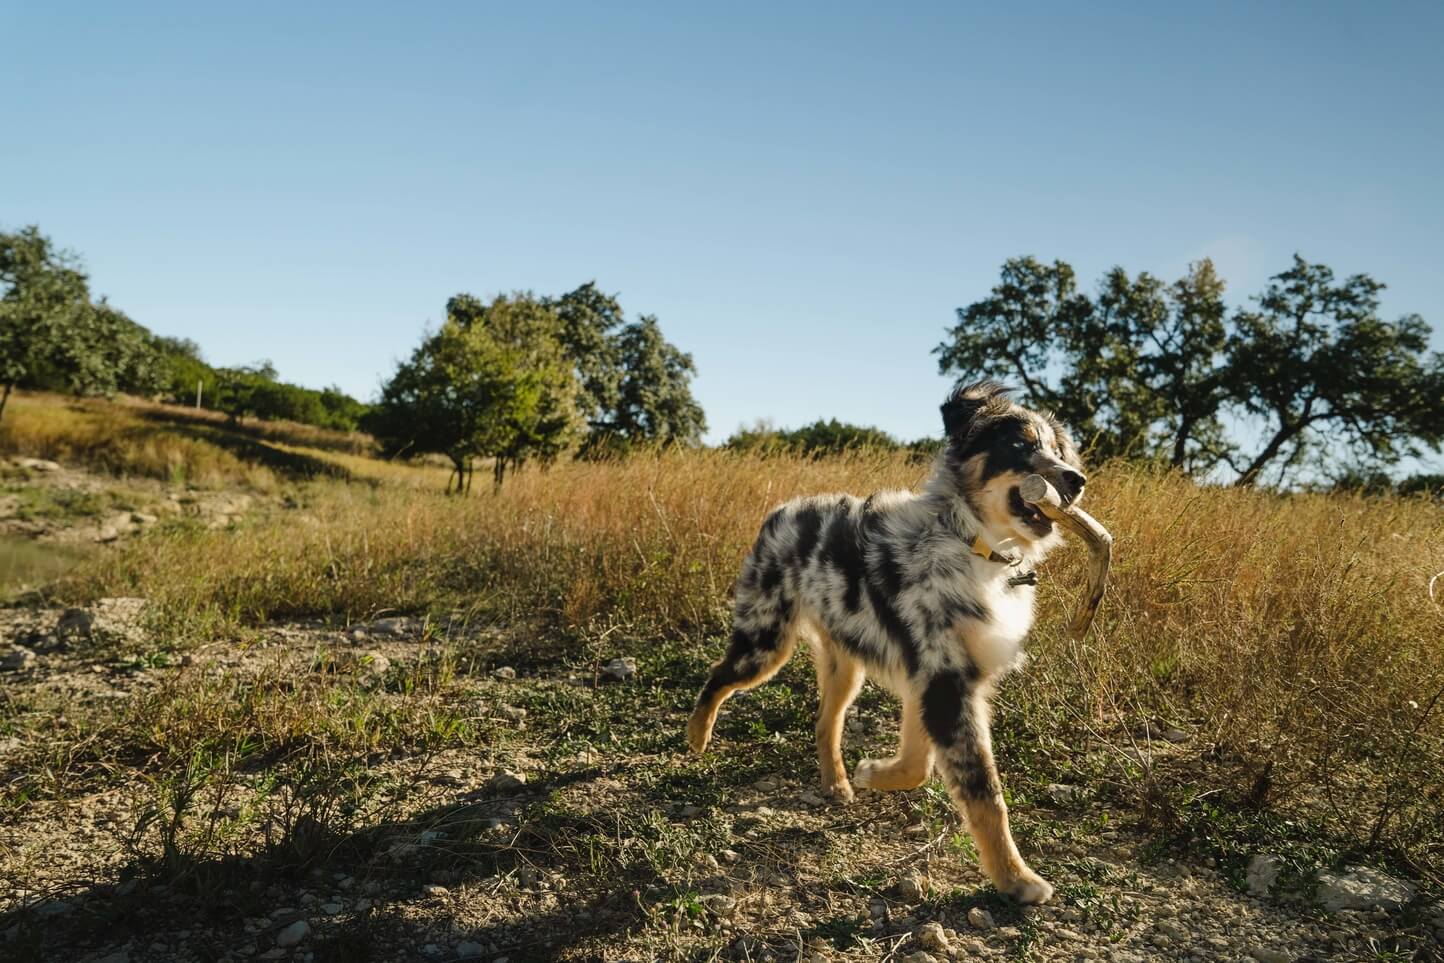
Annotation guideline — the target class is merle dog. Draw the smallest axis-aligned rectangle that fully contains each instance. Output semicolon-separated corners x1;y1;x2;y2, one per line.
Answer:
686;381;1086;903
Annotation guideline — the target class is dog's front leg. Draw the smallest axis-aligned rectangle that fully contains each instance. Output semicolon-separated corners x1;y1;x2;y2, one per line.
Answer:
918;667;1053;904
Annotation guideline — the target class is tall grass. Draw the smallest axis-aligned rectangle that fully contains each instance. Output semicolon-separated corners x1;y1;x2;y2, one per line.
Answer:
62;448;1444;869
1;393;280;489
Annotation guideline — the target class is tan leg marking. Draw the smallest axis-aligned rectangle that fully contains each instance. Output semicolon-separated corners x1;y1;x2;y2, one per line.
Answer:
854;695;934;791
949;691;1052;904
813;644;864;802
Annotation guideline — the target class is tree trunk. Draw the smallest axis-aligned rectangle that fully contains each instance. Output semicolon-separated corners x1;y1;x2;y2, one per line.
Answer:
0;381;12;424
493;458;506;492
447;456;465;495
1170;414;1196;469
1233;423;1303;487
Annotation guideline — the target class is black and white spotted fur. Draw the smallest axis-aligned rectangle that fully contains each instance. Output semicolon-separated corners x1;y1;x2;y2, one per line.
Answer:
686;381;1086;904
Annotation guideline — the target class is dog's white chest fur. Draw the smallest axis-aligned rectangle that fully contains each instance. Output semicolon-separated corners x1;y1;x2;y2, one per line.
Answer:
964;576;1036;676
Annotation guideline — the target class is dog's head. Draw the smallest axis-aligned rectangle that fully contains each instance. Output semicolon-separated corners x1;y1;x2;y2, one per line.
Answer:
937;381;1086;548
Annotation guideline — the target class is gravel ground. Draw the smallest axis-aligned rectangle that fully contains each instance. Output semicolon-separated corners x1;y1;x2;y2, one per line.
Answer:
3;600;1440;963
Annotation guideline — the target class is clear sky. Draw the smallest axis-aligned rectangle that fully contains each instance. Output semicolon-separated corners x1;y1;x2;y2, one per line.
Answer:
3;2;1441;445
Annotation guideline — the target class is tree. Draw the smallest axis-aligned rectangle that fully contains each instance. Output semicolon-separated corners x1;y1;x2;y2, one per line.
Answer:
369;294;583;491
938;255;1444;486
0;226;91;421
547;282;705;453
1225;256;1444;485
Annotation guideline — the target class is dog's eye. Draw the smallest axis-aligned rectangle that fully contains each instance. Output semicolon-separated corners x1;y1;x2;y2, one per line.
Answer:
1013;440;1032;452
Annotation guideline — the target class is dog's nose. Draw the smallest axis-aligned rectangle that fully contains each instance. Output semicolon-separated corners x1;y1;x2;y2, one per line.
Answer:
1060;469;1086;499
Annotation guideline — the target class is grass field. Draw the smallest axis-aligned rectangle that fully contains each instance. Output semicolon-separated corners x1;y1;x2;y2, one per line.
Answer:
2;393;1441;961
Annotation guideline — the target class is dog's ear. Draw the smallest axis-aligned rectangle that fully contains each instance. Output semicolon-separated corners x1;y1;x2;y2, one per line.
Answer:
941;380;1010;438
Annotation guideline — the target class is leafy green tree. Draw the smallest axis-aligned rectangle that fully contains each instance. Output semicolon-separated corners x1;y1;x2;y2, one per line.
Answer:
369;294;582;491
1225;256;1444;485
548;282;705;453
939;255;1444;485
0;226;91;421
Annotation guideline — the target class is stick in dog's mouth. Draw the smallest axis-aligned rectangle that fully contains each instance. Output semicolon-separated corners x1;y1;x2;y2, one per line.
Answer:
1019;473;1113;640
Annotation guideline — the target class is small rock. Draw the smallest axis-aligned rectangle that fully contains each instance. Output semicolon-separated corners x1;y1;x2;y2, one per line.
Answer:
499;705;527;721
31;899;71;917
95;952;130;963
1160;727;1189;743
1045;783;1084;804
799;791;825;807
915;921;950;951
16;457;61;472
421;945;441;957
702;894;737;915
1246;853;1282;896
1155;919;1185;940
487;769;527;794
492;666;517;679
363;616;416;638
904;954;939;963
1315;865;1415;912
274;919;310;947
421;883;449;897
55;607;95;641
320;902;343;914
1250;949;1291;963
967;906;995;930
0;648;37;672
720;849;740;863
895;875;927;902
600;656;637;682
455;941;485;959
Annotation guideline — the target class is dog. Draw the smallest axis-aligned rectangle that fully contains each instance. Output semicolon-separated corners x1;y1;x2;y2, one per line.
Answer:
685;381;1086;904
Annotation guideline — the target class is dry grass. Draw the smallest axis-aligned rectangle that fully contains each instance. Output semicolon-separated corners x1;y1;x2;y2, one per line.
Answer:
53;447;1444;871
1;393;281;490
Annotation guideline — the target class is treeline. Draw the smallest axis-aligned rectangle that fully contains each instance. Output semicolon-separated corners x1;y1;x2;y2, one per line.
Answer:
1;225;369;430
724;417;939;460
368;285;705;491
937;255;1444;489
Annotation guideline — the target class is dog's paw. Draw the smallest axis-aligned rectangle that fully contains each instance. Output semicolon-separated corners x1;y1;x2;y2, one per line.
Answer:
823;781;855;805
853;758;883;790
684;712;712;754
999;869;1054;905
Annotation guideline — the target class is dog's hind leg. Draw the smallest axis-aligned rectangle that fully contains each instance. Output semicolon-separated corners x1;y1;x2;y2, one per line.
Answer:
812;639;864;802
686;606;798;754
854;694;934;792
919;666;1053;904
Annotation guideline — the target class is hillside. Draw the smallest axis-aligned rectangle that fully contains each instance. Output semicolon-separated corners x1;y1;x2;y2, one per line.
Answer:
1;392;1441;962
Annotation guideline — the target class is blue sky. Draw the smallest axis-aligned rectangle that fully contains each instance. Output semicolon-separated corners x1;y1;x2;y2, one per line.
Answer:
3;2;1441;446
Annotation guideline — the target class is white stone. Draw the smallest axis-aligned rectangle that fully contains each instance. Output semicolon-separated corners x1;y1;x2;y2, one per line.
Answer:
1046;783;1085;804
967;906;995;930
1250;949;1291;963
600;656;637;682
1315;865;1415;912
895;875;927;902
1246;854;1281;897
915;921;950;951
455;940;485;958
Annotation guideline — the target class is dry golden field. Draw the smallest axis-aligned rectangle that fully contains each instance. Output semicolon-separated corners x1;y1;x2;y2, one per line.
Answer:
2;392;1442;961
